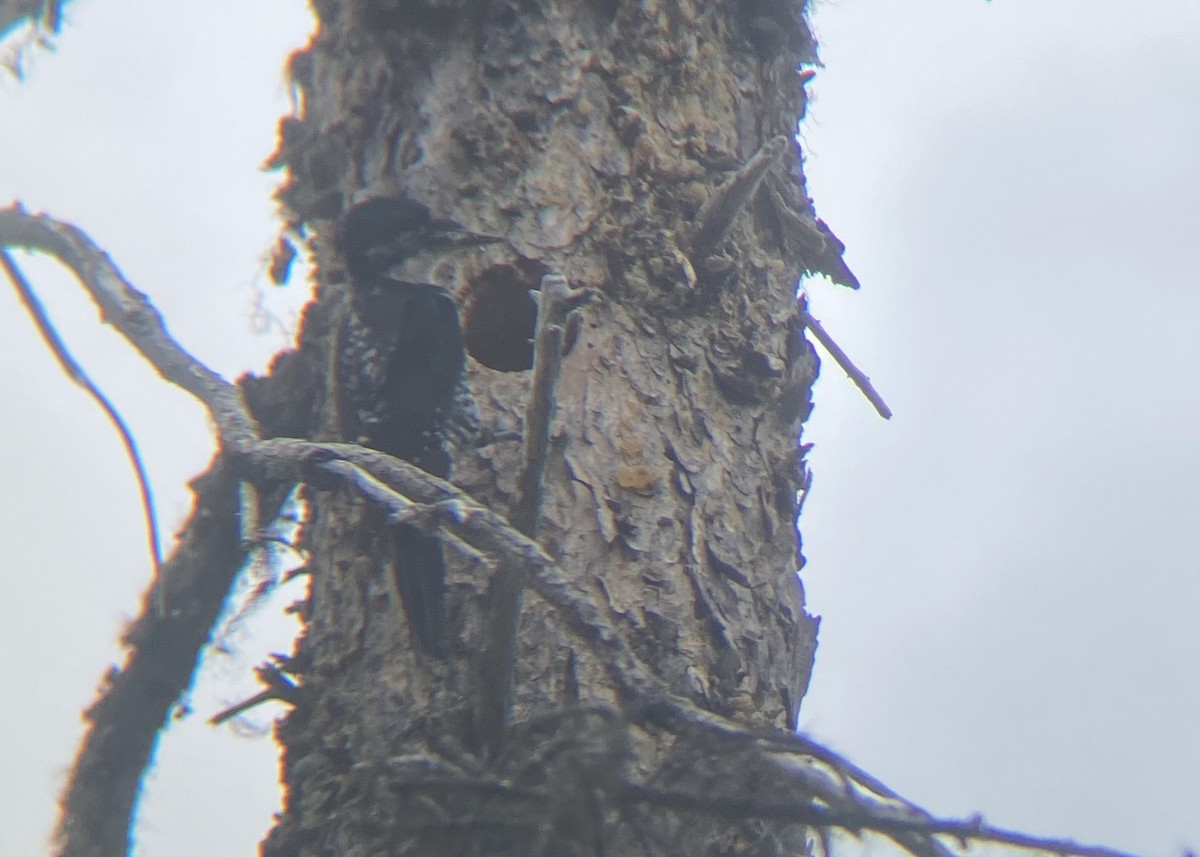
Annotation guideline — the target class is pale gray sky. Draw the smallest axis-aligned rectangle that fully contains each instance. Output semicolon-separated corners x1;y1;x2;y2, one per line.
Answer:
1;2;1197;856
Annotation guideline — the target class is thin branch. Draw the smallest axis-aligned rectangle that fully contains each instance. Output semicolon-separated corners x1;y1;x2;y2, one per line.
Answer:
210;662;301;726
800;307;892;420
277;447;1009;857
1;248;164;613
261;442;662;705
0;205;261;452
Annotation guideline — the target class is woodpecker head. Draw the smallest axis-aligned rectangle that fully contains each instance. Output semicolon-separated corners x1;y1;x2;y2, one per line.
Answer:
336;196;504;284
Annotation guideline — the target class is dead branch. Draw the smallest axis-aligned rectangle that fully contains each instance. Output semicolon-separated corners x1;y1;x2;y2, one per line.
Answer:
764;175;862;290
800;304;892;419
0;206;261;451
210;662;301;726
1;205;283;857
478;271;596;755
260;446;1151;857
3;204;1145;857
277;442;663;706
623;784;1144;857
1;247;164;612
55;460;255;857
511;272;594;536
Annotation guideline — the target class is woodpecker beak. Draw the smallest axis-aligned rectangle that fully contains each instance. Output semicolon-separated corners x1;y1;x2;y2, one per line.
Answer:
427;218;506;250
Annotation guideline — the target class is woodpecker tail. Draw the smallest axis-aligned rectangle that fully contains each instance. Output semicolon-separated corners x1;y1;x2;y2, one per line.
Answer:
391;524;447;656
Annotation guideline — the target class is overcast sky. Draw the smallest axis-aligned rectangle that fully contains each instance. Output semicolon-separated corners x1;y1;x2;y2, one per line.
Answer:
1;2;1197;856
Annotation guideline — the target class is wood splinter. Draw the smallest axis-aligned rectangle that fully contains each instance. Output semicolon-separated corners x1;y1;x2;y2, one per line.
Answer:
688;134;791;263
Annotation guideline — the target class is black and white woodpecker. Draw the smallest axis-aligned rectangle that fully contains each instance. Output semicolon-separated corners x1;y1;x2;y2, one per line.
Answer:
335;196;503;655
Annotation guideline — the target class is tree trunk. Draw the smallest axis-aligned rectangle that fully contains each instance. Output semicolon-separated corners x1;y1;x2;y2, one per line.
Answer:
266;1;825;854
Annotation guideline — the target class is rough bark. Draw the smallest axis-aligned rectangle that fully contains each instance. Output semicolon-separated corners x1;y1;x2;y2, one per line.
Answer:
264;1;825;854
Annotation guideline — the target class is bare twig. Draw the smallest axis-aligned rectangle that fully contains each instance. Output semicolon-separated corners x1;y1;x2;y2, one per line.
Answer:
800;306;892;420
252;440;660;709
210;662;301;726
1;247;164;615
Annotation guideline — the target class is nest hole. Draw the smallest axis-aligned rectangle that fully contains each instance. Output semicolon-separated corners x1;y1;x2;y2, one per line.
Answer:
464;262;545;372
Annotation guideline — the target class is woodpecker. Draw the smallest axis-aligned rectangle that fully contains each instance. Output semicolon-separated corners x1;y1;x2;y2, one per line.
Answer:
337;196;504;285
335;196;502;655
